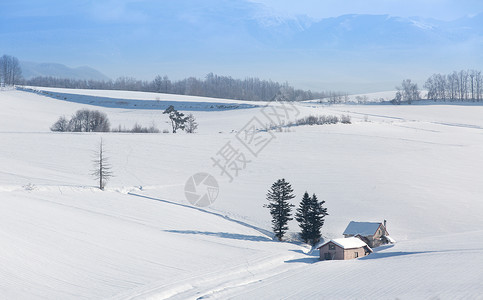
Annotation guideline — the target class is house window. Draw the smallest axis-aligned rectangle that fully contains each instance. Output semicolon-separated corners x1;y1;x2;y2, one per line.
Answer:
329;244;335;250
354;252;359;258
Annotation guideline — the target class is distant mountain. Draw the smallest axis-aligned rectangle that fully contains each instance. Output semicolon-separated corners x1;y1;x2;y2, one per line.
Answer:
20;62;110;81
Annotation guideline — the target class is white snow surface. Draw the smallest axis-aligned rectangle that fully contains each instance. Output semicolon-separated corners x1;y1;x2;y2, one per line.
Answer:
1;87;483;299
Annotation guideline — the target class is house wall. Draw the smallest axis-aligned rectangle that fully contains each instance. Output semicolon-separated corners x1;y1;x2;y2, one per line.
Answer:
319;243;344;260
319;243;369;260
372;225;389;247
343;247;367;259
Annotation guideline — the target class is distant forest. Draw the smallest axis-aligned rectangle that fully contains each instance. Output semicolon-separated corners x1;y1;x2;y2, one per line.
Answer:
24;73;340;102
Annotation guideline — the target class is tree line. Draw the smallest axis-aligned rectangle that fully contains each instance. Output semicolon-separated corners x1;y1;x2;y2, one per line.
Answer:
424;70;483;101
25;73;331;102
2;53;344;102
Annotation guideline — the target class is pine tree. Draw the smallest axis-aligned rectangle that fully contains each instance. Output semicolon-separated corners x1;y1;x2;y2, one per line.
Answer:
309;193;328;245
163;105;188;133
264;179;295;241
295;191;313;244
295;192;329;245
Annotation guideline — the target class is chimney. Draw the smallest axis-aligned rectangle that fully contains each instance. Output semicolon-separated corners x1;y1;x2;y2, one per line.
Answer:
384;219;387;230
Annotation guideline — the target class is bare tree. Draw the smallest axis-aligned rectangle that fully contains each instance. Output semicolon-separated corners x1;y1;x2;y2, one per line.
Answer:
476;71;482;102
396;79;420;104
66;109;110;132
91;139;113;190
0;54;23;86
50;116;69;132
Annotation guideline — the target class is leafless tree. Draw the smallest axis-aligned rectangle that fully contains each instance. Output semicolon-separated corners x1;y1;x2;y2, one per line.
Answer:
91;139;113;190
67;109;110;132
0;54;23;85
50;116;69;132
396;79;420;104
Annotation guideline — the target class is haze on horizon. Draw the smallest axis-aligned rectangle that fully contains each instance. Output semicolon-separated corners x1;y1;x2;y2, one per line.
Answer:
2;0;482;93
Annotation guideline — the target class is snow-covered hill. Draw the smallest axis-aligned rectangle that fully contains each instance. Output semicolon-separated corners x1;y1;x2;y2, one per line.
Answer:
1;87;482;299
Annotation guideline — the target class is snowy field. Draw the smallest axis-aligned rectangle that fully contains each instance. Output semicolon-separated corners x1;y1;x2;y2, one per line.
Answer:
1;87;483;299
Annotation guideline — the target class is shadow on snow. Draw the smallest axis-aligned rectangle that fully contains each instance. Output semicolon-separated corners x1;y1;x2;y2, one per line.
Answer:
164;230;272;242
128;192;274;239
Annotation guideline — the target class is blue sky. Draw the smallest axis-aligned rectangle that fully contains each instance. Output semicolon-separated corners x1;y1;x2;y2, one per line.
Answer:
1;0;482;92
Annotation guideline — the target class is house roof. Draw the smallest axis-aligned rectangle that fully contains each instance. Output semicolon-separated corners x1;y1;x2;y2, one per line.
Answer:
343;221;383;236
318;237;372;251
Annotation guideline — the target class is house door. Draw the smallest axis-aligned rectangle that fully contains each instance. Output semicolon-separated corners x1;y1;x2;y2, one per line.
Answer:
324;253;333;260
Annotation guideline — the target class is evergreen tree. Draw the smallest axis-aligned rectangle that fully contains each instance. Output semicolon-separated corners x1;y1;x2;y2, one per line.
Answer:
295;192;329;245
163;105;188;133
295;191;313;244
309;193;328;245
264;179;295;241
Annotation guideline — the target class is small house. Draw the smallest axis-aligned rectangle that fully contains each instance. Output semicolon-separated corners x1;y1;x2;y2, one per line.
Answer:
343;220;393;248
318;237;372;260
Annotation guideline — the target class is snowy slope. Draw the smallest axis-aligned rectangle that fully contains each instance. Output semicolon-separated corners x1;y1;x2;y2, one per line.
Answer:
1;87;483;299
212;231;483;299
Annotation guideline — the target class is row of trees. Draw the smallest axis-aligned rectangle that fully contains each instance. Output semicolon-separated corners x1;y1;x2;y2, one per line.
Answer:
25;73;331;102
0;55;23;86
3;54;340;102
265;179;328;245
424;70;483;101
52;107;198;134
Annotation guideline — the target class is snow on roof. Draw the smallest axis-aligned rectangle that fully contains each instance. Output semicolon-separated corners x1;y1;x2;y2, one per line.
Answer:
384;235;396;244
343;221;382;236
319;237;372;250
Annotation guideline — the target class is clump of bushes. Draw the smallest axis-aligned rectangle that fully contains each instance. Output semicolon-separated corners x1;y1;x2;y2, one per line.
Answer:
51;109;110;132
340;114;351;124
112;123;160;133
295;114;351;126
